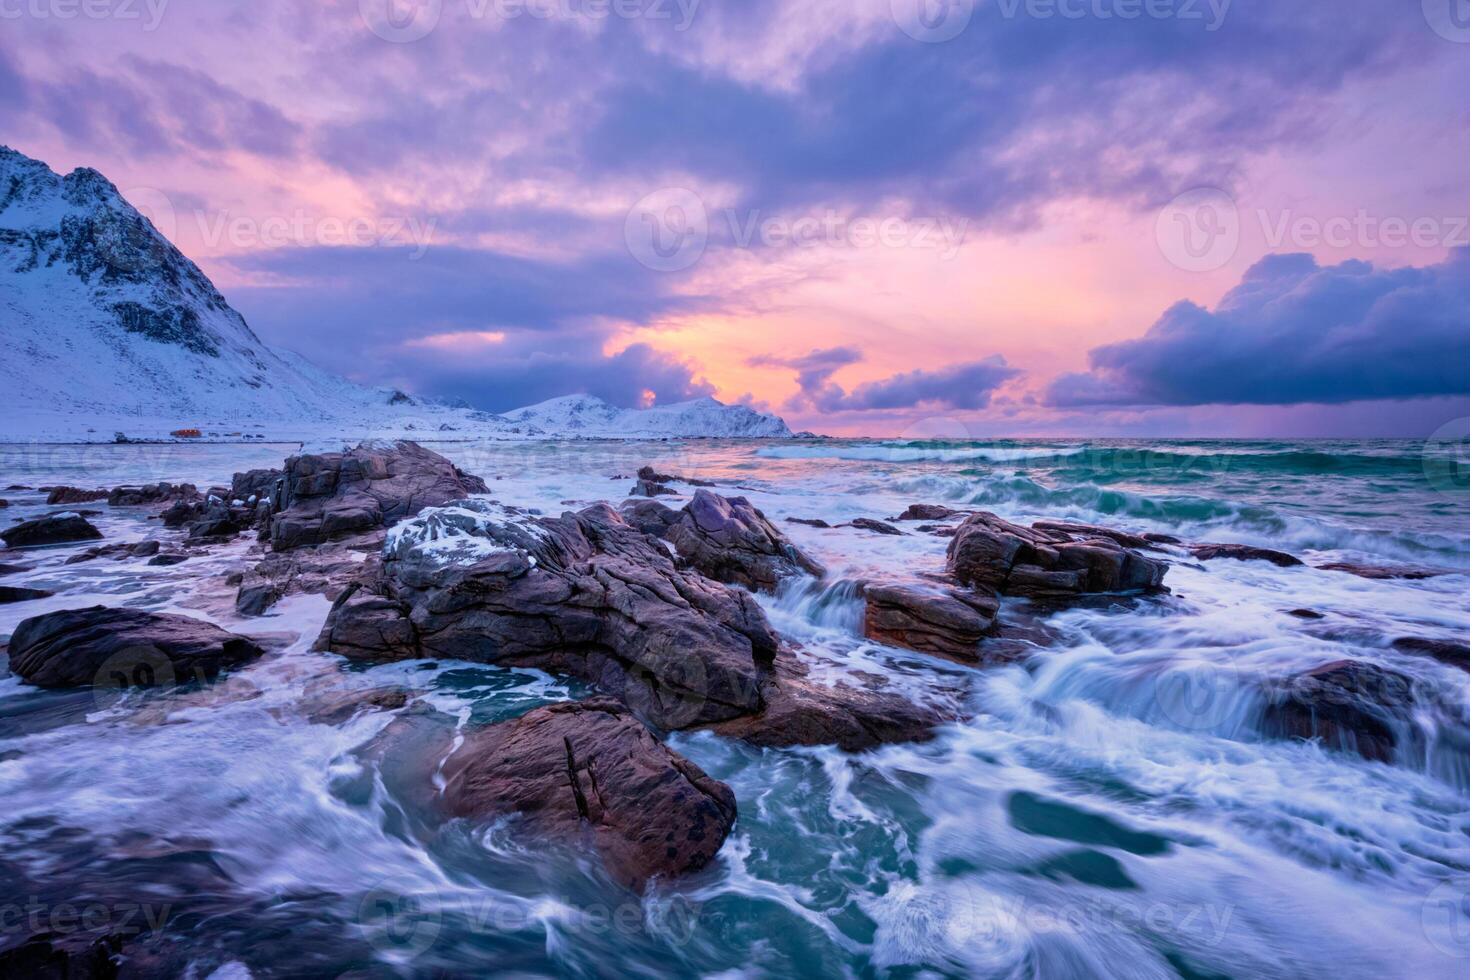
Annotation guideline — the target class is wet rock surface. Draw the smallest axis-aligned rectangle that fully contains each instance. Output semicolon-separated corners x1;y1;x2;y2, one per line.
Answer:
863;583;1000;663
1260;660;1416;763
708;650;957;752
1317;562;1455;581
442;698;737;889
1;513;104;548
849;518;904;536
108;483;199;507
0;585;54;604
235;542;373;616
318;501;778;729
896;504;964;522
662;490;826;593
44;486;110;505
8;606;265;689
267;442;489;551
947;512;1168;599
1189;543;1304;568
1392;636;1470;672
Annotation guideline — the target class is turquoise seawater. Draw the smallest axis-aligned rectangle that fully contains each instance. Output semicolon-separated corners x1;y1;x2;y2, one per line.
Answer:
0;437;1467;977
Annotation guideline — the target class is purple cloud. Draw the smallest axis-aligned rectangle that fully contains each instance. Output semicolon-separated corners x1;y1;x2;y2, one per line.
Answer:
1047;249;1470;407
755;347;1020;411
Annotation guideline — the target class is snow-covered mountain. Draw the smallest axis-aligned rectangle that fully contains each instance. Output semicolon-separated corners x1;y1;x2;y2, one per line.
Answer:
505;395;792;439
0;146;791;443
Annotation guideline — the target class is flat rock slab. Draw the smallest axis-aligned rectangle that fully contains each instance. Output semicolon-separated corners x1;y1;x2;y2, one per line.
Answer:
896;504;964;522
8;606;265;689
1189;543;1304;568
443;698;736;889
1318;562;1456;581
0;514;103;549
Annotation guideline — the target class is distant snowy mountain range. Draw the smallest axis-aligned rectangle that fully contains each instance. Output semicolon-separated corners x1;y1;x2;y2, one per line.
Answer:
0;146;792;442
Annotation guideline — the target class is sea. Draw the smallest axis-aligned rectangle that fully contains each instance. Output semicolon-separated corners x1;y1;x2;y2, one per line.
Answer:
0;437;1467;978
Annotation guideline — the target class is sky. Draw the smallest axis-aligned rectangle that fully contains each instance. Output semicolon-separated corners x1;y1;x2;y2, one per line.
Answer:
2;0;1468;437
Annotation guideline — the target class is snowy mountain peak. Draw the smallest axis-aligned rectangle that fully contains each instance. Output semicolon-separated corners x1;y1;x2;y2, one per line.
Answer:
1;147;792;442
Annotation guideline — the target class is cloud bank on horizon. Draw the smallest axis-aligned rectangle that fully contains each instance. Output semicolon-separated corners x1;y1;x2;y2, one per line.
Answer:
2;0;1467;435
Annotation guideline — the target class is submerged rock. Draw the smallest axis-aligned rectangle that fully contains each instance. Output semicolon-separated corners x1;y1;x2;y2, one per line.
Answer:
662;490;826;593
863;583;999;663
443;698;736;889
629;478;676;498
785;517;832;529
108;483;198;507
1189;543;1304;568
267;441;489;551
1318;562;1455;581
708;650;956;752
8;606;265;688
44;486;109;505
1392;636;1470;672
0;513;103;548
65;540;162;565
1260;660;1415;763
947;512;1168;599
896;504;964;522
850;518;904;536
637;465;716;488
0;585;54;604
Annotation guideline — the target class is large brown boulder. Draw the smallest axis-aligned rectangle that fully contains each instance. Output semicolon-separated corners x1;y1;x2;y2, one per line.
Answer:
442;698;736;889
8;606;264;688
863;583;999;663
946;512;1167;599
663;490;826;593
318;501;778;729
267;441;489;551
0;514;103;548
